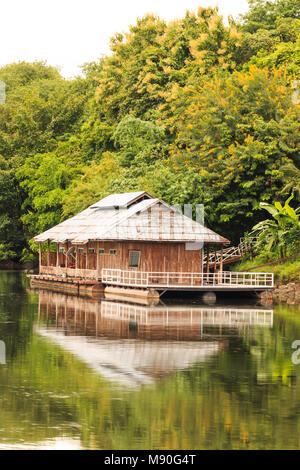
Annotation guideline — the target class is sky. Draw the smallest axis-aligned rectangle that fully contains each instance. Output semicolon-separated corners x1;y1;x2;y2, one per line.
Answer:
0;0;249;78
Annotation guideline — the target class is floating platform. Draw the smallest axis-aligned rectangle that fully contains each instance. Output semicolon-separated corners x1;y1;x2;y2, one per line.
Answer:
101;269;274;293
28;274;159;304
104;286;159;305
29;274;105;297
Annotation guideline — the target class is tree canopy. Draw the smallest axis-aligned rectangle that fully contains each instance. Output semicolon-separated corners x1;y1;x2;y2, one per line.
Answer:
0;0;299;260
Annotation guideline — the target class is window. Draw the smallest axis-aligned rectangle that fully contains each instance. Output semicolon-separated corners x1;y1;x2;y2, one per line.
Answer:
109;249;116;255
129;251;140;267
99;248;105;254
59;248;64;253
88;248;95;254
78;248;84;254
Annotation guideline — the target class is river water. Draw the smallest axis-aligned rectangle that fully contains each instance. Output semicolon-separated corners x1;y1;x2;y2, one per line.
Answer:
0;270;299;450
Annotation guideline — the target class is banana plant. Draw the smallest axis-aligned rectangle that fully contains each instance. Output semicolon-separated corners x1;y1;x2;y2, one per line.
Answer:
251;195;300;258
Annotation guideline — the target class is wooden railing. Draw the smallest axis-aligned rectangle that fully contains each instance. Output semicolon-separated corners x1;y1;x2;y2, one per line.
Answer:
101;301;274;327
203;236;260;265
101;269;274;289
40;265;99;280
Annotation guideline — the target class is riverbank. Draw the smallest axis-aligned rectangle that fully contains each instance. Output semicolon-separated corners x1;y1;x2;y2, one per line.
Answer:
233;256;300;305
258;281;300;305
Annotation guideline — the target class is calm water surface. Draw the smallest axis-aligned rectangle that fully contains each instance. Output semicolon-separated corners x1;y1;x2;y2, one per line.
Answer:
0;270;300;450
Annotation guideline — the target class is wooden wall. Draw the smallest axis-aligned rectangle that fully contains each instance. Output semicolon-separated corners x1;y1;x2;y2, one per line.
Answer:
50;240;203;277
95;241;202;274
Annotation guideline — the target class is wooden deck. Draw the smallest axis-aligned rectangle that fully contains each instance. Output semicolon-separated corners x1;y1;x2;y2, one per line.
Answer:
29;267;274;295
101;269;274;291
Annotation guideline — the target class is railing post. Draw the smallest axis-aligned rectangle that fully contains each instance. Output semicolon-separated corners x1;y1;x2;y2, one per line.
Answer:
101;269;273;290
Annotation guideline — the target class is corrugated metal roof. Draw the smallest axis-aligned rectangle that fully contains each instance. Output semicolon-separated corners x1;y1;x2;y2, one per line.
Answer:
90;191;151;209
34;192;229;244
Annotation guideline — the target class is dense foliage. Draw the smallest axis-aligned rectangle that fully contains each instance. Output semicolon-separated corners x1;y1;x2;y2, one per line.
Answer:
0;0;299;261
252;195;300;257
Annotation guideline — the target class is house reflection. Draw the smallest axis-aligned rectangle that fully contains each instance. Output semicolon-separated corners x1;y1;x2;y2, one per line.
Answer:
36;290;273;387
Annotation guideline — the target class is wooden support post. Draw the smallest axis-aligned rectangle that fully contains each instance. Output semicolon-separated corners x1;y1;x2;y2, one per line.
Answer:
86;242;88;270
47;240;50;266
39;243;42;271
214;245;217;273
66;241;68;268
75;246;78;271
206;244;210;274
56;244;59;267
96;243;99;278
220;246;224;276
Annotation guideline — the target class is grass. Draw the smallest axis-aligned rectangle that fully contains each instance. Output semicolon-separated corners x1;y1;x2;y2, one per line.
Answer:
232;255;300;283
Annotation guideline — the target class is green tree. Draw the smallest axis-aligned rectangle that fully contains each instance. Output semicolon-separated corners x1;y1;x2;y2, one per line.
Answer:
1;2;300;261
0;156;25;260
171;66;300;240
17;143;84;237
240;0;300;33
0;62;89;259
113;115;168;167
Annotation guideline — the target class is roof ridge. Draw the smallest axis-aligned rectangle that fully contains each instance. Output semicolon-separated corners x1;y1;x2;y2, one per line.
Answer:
33;194;229;244
100;198;159;238
101;198;226;241
89;191;153;209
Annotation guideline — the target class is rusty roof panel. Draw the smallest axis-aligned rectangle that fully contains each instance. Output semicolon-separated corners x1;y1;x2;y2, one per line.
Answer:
89;191;151;209
34;192;230;244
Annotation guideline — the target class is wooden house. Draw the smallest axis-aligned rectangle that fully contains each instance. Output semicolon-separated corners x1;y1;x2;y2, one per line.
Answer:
31;191;273;296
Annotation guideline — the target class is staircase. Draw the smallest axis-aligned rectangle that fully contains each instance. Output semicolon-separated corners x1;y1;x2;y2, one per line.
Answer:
203;237;259;267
